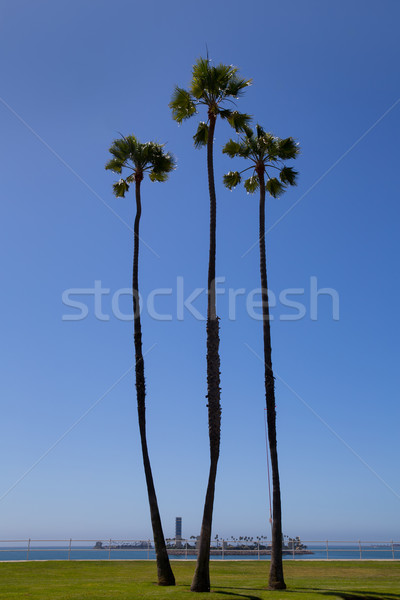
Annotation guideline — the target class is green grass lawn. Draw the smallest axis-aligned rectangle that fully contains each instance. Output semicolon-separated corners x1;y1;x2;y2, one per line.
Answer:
0;560;399;600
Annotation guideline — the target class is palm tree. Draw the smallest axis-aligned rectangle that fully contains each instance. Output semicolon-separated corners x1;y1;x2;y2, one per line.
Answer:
105;134;176;586
170;57;251;592
223;125;299;590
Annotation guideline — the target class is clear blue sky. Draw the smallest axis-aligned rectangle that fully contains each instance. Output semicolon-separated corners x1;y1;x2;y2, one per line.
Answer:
1;0;399;543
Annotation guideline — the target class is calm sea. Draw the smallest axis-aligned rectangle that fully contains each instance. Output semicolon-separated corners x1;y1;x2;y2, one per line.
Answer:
0;545;399;561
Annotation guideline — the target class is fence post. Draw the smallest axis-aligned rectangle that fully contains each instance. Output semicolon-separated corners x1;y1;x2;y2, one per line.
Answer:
108;539;112;560
326;540;329;560
27;538;31;561
258;541;260;560
68;538;72;561
222;540;224;561
391;541;395;560
358;540;362;560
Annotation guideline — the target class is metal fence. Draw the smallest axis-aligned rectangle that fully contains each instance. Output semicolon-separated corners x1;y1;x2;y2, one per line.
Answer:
0;539;399;561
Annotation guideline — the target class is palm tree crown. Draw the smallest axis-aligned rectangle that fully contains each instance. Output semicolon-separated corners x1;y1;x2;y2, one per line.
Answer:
223;124;299;194
105;134;176;193
169;56;252;143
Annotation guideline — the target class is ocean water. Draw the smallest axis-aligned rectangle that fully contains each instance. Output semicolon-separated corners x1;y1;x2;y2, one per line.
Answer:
0;544;399;562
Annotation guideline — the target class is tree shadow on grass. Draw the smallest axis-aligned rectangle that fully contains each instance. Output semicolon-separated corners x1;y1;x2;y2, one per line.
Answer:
179;584;262;599
208;586;400;600
213;590;262;600
298;589;400;600
324;592;400;600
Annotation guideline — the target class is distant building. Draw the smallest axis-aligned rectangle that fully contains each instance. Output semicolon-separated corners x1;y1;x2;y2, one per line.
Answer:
175;517;182;548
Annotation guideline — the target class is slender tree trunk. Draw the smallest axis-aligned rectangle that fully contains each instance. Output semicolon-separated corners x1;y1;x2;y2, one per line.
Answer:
191;114;222;593
258;170;286;590
133;177;175;586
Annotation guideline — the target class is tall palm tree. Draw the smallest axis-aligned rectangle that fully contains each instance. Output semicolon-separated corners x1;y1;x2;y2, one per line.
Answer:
223;125;299;590
105;135;176;586
170;57;251;592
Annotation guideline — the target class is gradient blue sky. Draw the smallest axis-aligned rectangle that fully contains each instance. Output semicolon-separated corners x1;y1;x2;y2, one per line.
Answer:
1;0;399;543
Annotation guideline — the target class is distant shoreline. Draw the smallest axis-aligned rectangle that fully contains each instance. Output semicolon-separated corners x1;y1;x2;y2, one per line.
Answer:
166;548;313;556
93;541;313;556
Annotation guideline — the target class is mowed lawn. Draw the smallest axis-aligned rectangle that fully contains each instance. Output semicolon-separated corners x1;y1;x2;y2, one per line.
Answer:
0;560;399;600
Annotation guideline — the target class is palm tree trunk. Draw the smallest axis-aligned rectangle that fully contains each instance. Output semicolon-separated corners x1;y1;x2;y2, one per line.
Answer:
258;170;286;590
133;178;175;586
191;114;221;593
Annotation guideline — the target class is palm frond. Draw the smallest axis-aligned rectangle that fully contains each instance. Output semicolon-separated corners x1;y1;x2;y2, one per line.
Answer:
149;148;176;181
149;170;169;182
227;111;252;132
154;153;176;174
242;124;254;139
225;77;252;98
105;156;123;173
260;135;280;160
266;177;284;198
112;178;130;198
279;166;298;186
276;137;299;160
147;144;176;174
190;57;215;99
169;87;197;123
124;134;139;156
222;139;242;158
223;170;241;190
256;124;266;139
244;175;259;194
251;129;275;154
191;56;213;81
106;135;141;170
193;121;209;148
214;63;239;96
219;108;233;120
107;137;133;162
